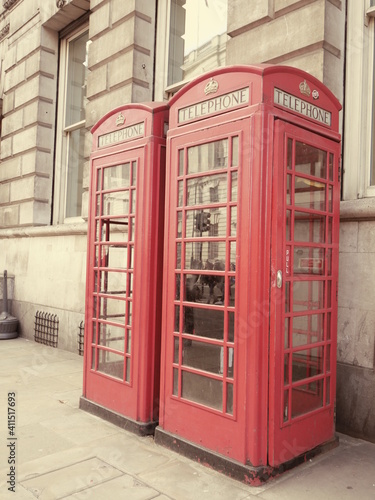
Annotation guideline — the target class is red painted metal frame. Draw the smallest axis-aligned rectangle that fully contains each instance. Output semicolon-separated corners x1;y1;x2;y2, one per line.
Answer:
82;103;168;426
159;65;341;468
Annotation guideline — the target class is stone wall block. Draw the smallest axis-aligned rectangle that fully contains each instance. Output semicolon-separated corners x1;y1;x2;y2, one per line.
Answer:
228;0;275;35
0;157;21;182
89;2;110;39
0;183;10;204
227;1;324;65
358;221;375;253
22;150;51;177
2;91;15;115
16;28;41;63
10;176;35;203
4;61;26;92
86;64;107;99
339;221;358;253
107;51;133;90
14;76;39;109
1;108;24;137
0;137;13;160
88;19;135;68
13;126;38;155
0;206;19;227
86;84;132;128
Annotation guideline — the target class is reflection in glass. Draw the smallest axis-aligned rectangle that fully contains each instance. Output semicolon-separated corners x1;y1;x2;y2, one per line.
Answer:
231;206;237;236
101;245;128;269
173;368;178;396
99;297;125;323
126;329;131;354
232;136;239;167
231;171;238;201
168;0;228;87
178;180;183;206
185;241;226;270
176;243;181;269
187;140;228;174
131;190;136;213
287;174;292;205
228;311;234;342
292;314;324;347
183;340;223;374
98;323;125;352
294;212;325;243
186;207;227;238
293;281;324;311
177;211;182;238
102;192;129;216
103;163;131;189
291;379;323;418
329;153;334;181
179;149;184;176
97;349;124;379
99;271;127;294
131;161;137;186
295;142;327;179
294;177;325;211
294;247;324;275
226;383;233;414
181;371;223;411
292;347;323;382
184;273;225;306
182;306;224;339
186;173;227;206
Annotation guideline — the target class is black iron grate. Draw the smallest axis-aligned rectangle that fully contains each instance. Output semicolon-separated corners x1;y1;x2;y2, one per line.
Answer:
78;320;84;356
34;311;59;347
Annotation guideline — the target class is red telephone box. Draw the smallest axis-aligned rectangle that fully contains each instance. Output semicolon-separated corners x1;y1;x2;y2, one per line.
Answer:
81;103;168;434
156;65;341;482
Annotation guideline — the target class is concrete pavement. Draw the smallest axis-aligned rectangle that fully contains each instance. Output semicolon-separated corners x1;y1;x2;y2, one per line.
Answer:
0;337;374;499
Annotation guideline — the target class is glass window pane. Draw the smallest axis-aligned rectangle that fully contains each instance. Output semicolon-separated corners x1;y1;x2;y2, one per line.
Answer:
98;323;125;352
182;306;224;339
226;383;233;414
185;241;226;270
99;297;125;324
292;347;323;382
187;140;228;174
231;171;238;201
103;164;131;190
102;192;129;216
292;314;324;347
292;379;323;418
186;207;227;238
294;177;326;211
184;273;225;306
65;30;89;127
99;271;127;295
168;0;228;87
295;142;327;179
293;281;324;311
186;173;227;205
182;340;223;374
181;371;223;411
101;245;128;269
232;136;239;167
97;349;124;379
65;127;86;217
294;247;325;275
294;212;325;243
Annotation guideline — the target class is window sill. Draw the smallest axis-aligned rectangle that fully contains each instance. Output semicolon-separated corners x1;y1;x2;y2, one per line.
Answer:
340;198;375;221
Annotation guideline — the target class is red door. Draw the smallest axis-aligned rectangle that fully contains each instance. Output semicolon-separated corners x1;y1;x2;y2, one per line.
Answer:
85;148;143;418
269;121;340;466
160;120;253;462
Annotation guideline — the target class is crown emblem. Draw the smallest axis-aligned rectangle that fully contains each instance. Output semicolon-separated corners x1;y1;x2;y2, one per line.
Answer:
204;78;219;95
116;112;125;127
299;80;311;97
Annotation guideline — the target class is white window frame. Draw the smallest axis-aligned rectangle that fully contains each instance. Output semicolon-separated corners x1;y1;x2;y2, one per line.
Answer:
343;0;375;200
53;24;89;225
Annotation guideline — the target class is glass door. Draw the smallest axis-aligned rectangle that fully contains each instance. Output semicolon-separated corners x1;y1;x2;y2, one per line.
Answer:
85;149;143;415
269;121;340;466
161;121;248;462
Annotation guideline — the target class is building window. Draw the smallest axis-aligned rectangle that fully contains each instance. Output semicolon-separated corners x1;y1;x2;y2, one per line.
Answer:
155;0;228;99
54;25;89;222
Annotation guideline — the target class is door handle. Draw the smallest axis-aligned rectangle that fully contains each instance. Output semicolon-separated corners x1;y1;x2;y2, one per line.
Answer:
276;270;283;289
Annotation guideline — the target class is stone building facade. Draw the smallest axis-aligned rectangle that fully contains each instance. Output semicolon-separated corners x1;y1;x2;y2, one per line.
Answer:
0;0;373;442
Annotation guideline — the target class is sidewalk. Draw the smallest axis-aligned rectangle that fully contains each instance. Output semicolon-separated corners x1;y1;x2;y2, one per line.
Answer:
0;337;374;500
